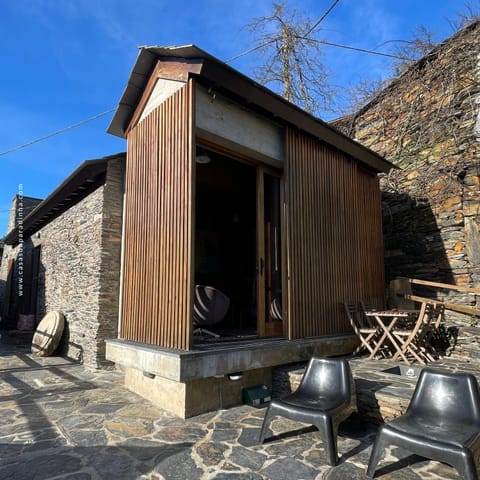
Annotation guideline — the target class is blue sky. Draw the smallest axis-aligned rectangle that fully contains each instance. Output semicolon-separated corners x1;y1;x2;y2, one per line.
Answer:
0;0;468;235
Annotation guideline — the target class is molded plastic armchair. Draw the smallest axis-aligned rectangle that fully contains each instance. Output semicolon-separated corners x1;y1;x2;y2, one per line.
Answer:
193;285;230;337
367;368;480;479
258;357;357;466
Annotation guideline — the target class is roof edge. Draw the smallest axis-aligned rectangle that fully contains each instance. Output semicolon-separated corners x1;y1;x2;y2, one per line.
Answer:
107;45;394;173
3;152;125;245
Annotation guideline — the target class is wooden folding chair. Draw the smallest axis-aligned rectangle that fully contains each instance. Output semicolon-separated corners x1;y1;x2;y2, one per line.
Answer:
430;302;445;328
391;303;435;364
344;302;381;356
425;303;447;358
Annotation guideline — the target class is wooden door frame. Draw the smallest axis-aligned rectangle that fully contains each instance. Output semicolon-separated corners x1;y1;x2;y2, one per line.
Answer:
256;167;285;337
195;136;285;338
256;168;266;336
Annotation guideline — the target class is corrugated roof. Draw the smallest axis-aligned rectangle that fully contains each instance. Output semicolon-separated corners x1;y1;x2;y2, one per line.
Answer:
108;45;395;174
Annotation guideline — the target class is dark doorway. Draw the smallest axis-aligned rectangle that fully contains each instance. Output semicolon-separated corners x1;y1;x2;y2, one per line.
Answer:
194;148;257;336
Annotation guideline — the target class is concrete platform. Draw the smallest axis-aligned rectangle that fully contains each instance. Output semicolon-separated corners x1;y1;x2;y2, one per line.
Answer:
106;335;358;417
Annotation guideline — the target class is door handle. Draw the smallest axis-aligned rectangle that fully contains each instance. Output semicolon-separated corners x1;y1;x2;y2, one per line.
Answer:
258;258;264;276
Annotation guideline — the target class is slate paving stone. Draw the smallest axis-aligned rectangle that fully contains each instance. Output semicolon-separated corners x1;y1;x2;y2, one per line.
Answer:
195;441;229;466
0;342;469;480
210;427;240;442
220;461;244;472
58;414;105;431
78;402;125;415
371;467;424;480
0;409;19;425
240;417;264;427
153;443;203;479
264;436;320;459
260;457;319;480
153;425;207;443
104;418;154;437
323;462;367;479
209;473;264;479
65;429;108;446
62;474;92;480
23;437;69;453
89;451;143;479
117;404;167;420
0;453;83;480
210;421;237;429
229;445;267;470
116;440;170;461
218;407;255;422
237;427;260;447
0;422;49;437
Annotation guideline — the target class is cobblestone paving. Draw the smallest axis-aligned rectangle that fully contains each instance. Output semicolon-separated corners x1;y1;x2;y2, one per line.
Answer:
0;342;465;479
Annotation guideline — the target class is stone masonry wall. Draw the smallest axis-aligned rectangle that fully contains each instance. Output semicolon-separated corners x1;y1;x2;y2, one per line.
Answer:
0;195;42;319
96;159;124;366
37;186;104;365
336;22;480;319
0;158;124;368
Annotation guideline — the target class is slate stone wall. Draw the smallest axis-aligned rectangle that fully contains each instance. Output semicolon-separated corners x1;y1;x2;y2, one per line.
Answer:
0;195;43;322
335;22;480;320
0;158;124;368
96;159;124;365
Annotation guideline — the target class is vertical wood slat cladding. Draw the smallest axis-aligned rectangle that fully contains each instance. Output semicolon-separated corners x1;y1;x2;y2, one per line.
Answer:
121;82;194;350
285;128;385;339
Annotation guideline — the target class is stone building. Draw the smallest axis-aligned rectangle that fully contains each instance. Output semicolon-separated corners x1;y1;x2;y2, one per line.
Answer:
334;21;480;311
0;153;124;368
0;194;42;324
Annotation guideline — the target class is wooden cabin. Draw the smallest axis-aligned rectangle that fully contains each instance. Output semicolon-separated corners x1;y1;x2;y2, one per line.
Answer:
105;45;393;417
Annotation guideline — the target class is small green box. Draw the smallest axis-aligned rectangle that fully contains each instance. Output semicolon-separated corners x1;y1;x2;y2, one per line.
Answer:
242;385;271;407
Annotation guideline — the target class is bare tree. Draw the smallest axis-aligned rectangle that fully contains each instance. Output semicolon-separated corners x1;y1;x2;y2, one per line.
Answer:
346;3;480;113
247;2;335;116
449;1;480;30
389;26;438;76
343;26;438;114
345;78;391;115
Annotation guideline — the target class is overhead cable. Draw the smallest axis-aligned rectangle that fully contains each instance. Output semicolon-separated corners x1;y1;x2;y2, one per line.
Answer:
0;108;115;157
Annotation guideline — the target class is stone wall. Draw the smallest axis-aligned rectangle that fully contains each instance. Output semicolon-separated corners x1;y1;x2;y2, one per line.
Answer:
0;195;43;315
96;159;124;365
7;194;43;232
37;185;104;365
335;22;480;317
0;158;124;368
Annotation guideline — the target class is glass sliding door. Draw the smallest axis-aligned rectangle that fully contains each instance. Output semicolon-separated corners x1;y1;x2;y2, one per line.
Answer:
257;167;283;337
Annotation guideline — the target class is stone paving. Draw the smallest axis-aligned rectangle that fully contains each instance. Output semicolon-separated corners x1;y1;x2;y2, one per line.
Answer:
0;339;468;479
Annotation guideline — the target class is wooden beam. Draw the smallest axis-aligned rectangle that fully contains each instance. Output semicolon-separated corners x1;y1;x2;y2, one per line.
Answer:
400;277;480;294
405;294;480;317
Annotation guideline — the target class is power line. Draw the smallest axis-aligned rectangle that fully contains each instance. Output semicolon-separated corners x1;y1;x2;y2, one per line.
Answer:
1;2;406;160
305;0;341;37
228;35;412;66
227;1;341;64
225;40;276;63
304;37;412;60
0;108;116;158
227;0;407;65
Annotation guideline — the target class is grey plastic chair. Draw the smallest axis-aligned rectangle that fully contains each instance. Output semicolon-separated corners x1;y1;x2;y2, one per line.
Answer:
367;368;480;479
258;357;357;466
